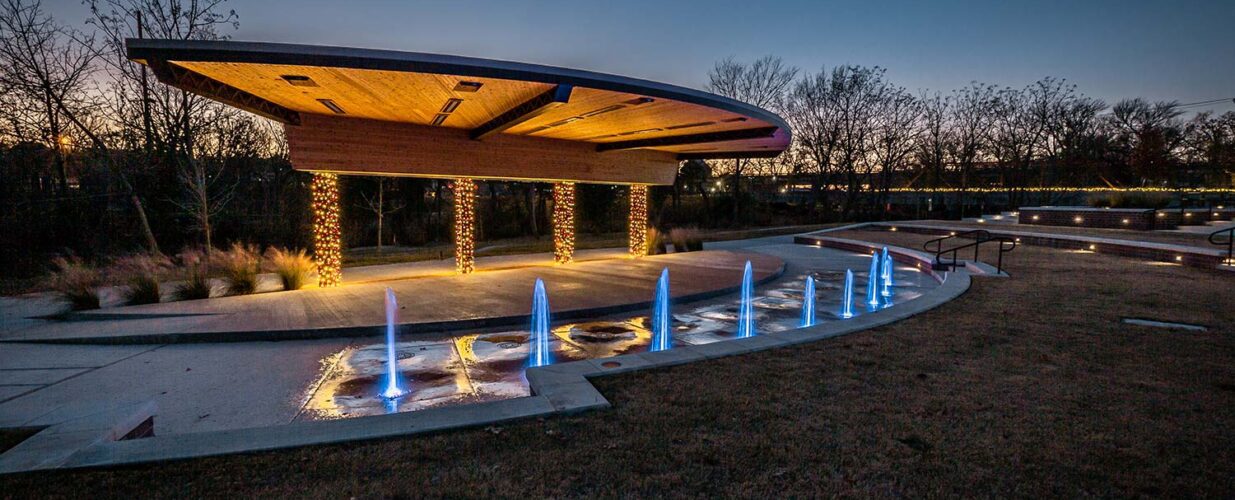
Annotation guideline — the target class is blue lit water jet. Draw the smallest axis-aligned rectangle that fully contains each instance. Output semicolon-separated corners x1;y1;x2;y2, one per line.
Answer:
736;260;756;338
840;269;855;319
650;268;672;352
866;251;881;309
880;247;894;298
381;287;405;400
800;275;816;327
528;278;554;367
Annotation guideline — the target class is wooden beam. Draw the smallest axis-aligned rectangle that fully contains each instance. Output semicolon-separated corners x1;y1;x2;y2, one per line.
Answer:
596;126;778;152
287;114;679;185
146;59;301;125
470;84;572;140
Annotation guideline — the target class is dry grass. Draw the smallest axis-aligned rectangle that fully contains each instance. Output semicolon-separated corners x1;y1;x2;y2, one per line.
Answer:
43;256;101;310
172;249;213;301
211;243;262;296
265;247;314;291
4;229;1232;497
110;254;171;305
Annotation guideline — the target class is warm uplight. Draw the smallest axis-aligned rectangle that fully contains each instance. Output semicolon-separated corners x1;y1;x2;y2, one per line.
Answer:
452;178;477;274
1032;215;1040;221
1088;244;1096;251
628;185;648;257
1122;219;1129;224
1073;216;1083;224
977;219;986;223
311;173;342;287
1175;255;1183;262
552;182;576;264
890;227;898;232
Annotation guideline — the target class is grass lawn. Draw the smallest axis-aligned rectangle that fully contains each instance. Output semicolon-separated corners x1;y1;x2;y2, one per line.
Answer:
2;230;1233;497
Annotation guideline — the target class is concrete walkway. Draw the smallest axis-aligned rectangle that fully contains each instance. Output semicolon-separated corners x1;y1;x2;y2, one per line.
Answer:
1;249;782;344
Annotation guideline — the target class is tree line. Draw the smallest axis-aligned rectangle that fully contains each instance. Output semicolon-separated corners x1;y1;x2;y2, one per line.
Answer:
702;56;1234;223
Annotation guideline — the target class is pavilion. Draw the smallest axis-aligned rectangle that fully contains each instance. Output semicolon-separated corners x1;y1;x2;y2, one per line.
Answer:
125;39;791;286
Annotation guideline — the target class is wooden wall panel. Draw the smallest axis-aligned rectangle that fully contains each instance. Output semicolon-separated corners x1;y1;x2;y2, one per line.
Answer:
286;114;679;185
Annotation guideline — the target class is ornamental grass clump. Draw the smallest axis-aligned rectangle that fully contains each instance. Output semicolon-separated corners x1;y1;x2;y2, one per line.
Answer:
646;227;668;255
112;254;171;305
266;247;313;290
46;256;102;310
213;243;262;295
669;227;704;252
174;249;213;301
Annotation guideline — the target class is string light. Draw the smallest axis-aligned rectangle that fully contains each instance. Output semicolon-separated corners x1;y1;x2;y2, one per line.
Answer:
452;178;477;274
553;182;576;264
629;184;648;258
311;172;342;287
885;186;1235;193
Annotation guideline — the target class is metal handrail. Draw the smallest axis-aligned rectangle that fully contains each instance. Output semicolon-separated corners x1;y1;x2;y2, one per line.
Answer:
933;235;1017;275
923;228;988;255
1210;225;1235;265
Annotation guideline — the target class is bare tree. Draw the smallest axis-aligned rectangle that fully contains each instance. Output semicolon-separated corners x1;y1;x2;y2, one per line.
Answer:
0;0;160;253
1108;98;1183;185
706;56;797;223
870;85;921;217
948;83;996;217
358;178;404;253
915;91;951;213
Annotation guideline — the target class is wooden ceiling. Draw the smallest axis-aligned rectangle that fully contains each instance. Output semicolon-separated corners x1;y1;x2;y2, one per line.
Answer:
126;39;790;183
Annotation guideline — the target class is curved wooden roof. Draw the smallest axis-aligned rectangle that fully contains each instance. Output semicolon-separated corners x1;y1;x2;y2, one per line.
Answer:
127;39;791;184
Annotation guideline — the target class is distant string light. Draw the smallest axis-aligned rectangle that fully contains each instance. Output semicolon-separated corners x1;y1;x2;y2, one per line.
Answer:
452;178;477;274
629;184;648;257
553;182;576;264
886;187;1235;193
311;172;342;287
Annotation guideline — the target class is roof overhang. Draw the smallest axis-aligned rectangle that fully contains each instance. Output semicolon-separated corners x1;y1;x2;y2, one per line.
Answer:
127;39;792;185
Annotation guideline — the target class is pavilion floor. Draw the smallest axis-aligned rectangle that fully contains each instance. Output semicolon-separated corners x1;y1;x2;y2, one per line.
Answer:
0;249;782;344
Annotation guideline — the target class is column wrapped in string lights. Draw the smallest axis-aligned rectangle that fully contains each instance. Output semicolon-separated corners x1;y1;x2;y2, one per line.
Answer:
552;182;576;264
452;178;477;274
310;172;342;287
628;184;648;257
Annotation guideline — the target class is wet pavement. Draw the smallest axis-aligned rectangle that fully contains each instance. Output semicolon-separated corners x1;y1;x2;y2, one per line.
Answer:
300;243;939;420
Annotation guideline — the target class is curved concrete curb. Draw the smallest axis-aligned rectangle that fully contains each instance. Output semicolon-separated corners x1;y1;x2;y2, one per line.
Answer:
0;239;971;474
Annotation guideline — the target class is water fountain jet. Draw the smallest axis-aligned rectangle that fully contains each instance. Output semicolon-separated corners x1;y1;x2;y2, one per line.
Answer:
381;287;405;400
650;268;672;351
880;247;894;299
528;278;554;367
866;251;881;309
800;275;816;327
840;270;855;319
736;261;756;338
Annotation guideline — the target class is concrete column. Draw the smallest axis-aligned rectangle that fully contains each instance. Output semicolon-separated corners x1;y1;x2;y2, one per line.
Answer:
628;184;648;257
553;182;576;264
310;172;342;287
452;178;477;274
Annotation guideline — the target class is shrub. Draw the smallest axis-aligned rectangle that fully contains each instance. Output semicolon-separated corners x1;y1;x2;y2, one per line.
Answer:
174;249;213;301
266;247;314;290
46;256;101;310
669;227;704;252
646;228;668;255
212;243;262;295
112;254;171;305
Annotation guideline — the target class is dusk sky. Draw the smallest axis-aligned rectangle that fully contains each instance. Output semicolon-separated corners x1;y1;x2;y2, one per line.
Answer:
49;0;1235;113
